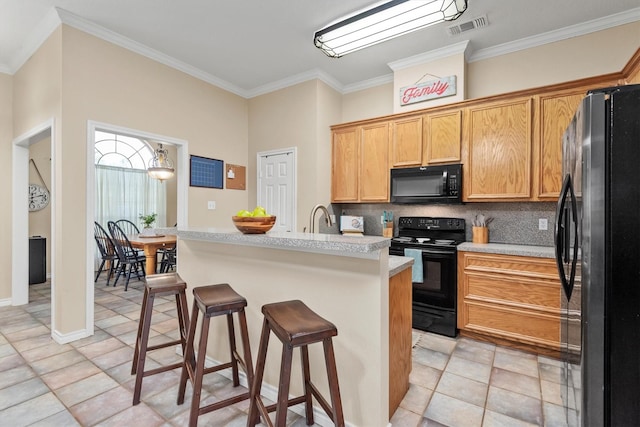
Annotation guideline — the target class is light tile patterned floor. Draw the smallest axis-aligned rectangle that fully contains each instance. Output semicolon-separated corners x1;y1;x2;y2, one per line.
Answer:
0;279;576;426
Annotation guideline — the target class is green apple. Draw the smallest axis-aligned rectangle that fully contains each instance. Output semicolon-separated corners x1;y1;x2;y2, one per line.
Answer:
252;206;268;217
236;209;252;217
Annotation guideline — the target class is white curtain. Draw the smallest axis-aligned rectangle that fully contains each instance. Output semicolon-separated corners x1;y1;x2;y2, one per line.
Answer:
94;165;167;268
95;165;167;228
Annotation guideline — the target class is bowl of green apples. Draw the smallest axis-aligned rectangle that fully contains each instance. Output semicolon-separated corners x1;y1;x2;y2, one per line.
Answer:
232;206;276;234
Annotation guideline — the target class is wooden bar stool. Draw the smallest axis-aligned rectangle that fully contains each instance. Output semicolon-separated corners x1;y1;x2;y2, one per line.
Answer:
131;272;190;405
177;283;254;427
247;299;345;427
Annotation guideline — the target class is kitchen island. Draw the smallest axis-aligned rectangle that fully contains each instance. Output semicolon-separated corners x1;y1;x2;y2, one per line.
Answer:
173;227;410;426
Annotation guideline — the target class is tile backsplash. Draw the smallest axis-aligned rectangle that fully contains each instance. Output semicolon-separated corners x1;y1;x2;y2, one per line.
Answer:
326;202;556;247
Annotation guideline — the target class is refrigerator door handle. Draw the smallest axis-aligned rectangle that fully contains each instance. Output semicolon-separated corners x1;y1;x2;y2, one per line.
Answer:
555;174;575;298
568;178;579;293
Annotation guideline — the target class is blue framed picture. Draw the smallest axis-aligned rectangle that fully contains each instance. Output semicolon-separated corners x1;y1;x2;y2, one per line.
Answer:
190;155;224;189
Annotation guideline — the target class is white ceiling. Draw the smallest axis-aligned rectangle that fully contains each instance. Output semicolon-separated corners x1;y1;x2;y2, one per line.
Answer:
1;0;639;98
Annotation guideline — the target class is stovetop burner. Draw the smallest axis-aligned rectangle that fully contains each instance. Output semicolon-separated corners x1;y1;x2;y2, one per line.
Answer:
391;217;466;248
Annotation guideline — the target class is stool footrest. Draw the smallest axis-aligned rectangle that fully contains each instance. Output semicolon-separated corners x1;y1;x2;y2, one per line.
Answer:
202;361;232;376
200;391;250;416
143;361;183;377
146;339;182;352
264;395;306;413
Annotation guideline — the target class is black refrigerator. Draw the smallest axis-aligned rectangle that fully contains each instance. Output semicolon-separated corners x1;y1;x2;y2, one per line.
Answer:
555;84;640;426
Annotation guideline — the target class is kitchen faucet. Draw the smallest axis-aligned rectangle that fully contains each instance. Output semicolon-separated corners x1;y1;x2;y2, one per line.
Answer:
308;204;333;233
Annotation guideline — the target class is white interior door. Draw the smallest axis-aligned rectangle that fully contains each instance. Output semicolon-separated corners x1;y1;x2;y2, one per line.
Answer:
258;148;296;232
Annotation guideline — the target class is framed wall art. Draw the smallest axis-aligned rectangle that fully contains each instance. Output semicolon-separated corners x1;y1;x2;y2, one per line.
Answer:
190;155;224;189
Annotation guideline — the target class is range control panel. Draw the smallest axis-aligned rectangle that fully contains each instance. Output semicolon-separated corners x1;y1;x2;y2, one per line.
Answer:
397;216;465;231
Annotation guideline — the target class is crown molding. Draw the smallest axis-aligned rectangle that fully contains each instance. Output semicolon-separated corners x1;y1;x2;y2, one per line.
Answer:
55;7;250;98
246;68;345;98
469;7;640;63
388;40;470;71
343;73;394;94
8;7;61;74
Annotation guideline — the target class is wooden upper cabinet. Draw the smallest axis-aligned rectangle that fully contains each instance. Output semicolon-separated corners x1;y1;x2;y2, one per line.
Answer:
331;127;359;202
535;90;584;200
360;122;390;202
464;97;533;201
423;109;462;165
391;116;423;167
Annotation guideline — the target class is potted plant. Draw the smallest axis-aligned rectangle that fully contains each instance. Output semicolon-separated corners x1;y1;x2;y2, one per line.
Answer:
139;213;158;236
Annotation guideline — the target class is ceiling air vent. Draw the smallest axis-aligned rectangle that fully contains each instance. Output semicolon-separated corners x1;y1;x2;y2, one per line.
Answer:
447;15;489;36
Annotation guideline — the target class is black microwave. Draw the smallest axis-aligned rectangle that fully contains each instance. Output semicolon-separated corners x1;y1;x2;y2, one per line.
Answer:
390;164;462;204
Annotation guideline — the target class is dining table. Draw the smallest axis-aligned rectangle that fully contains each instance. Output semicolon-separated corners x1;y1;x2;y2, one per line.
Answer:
128;234;177;276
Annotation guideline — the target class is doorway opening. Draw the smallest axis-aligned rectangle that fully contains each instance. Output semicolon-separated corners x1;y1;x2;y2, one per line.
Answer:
11;119;54;321
86;121;189;339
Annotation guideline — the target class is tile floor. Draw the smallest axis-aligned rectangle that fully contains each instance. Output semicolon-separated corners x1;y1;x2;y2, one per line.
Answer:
0;278;577;426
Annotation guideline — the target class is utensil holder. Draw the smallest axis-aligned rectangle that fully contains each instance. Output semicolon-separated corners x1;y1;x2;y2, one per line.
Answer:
383;224;393;238
472;226;489;244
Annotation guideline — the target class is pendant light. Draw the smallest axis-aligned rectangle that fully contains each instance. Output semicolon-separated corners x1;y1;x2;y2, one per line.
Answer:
147;143;174;181
314;0;468;58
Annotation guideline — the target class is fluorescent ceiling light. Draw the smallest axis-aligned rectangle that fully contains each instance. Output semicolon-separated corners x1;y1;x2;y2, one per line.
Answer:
314;0;468;58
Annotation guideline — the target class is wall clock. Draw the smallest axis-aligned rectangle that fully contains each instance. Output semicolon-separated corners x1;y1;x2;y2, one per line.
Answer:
29;183;50;212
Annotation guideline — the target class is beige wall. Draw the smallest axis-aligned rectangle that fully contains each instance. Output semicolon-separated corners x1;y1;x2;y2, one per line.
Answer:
0;72;13;300
248;80;341;231
28;137;52;277
467;21;640;99
315;80;342;208
342;82;394;123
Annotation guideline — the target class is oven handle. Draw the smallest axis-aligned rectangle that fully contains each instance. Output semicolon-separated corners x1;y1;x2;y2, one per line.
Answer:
404;248;456;256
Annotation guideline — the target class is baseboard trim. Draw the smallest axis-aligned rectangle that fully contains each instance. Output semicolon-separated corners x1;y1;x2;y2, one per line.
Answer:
52;328;91;344
0;298;12;307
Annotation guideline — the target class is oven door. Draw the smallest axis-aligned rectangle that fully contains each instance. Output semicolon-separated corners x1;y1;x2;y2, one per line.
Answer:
412;247;457;310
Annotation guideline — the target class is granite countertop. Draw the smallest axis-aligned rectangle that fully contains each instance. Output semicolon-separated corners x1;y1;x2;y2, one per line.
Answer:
458;242;555;258
389;255;413;277
170;227;390;259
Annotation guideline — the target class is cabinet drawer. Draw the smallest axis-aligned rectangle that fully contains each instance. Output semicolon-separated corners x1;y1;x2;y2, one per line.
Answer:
463;301;560;348
464;272;560;311
461;252;559;280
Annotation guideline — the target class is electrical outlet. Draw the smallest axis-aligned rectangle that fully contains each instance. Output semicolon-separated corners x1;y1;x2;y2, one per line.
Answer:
207;201;216;210
329;214;336;223
538;218;548;230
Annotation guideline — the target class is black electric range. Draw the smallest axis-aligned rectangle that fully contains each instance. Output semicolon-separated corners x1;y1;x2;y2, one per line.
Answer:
389;217;466;337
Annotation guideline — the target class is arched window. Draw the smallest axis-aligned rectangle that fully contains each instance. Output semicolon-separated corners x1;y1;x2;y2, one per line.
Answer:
94;131;154;170
94;130;167;238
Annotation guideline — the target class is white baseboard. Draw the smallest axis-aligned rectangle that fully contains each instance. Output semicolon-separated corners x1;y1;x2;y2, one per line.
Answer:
52;328;92;344
0;298;12;307
175;347;350;427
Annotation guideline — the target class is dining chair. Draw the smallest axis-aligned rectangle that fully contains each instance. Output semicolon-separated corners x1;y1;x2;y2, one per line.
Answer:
94;221;118;286
159;247;177;273
108;221;146;291
115;218;144;257
114;218;140;236
157;222;177;273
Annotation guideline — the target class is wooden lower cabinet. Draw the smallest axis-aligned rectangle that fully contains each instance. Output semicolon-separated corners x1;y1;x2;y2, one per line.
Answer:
389;267;412;417
457;251;562;357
